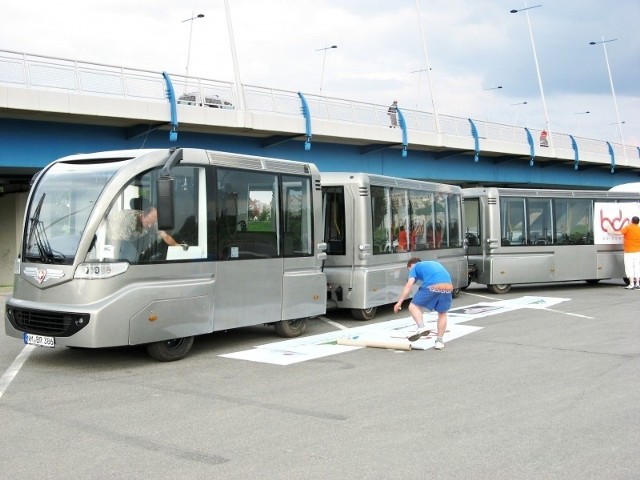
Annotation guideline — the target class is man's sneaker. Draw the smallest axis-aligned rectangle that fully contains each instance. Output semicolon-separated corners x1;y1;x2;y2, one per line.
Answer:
635;285;640;290
408;328;431;342
434;341;445;350
625;285;635;289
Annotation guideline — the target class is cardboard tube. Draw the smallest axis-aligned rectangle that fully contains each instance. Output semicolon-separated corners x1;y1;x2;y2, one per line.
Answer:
337;337;412;351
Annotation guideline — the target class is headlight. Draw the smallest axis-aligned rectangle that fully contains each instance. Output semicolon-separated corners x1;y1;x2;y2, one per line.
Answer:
74;262;129;279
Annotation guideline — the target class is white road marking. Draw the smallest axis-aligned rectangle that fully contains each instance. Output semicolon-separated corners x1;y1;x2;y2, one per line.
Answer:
461;291;497;301
317;315;349;330
543;308;594;319
0;345;34;400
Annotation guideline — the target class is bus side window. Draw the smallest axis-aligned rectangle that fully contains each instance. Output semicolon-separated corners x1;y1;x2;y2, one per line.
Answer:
501;197;525;246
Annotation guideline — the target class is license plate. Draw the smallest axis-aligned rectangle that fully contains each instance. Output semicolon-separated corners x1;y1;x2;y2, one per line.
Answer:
23;333;55;348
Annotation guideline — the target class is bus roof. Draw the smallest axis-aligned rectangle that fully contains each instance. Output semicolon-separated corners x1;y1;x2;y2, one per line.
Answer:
610;182;640;193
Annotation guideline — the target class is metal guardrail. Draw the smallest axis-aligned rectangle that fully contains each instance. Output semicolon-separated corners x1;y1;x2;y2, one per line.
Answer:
0;49;637;164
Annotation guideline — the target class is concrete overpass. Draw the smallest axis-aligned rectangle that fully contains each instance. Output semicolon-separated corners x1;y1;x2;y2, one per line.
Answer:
0;49;638;284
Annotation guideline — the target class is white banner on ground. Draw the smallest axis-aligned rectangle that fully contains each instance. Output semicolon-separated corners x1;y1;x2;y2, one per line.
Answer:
219;295;569;365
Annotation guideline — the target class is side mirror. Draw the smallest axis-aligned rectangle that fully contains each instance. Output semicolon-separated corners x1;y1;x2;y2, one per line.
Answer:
156;176;175;230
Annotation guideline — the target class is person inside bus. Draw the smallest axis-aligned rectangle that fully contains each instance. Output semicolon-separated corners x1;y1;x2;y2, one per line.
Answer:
393;258;453;350
434;222;443;248
107;206;178;261
397;225;408;252
409;223;417;251
606;215;640;289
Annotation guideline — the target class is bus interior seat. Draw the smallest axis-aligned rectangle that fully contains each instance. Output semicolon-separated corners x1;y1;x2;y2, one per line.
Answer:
465;233;480;246
130;197;143;211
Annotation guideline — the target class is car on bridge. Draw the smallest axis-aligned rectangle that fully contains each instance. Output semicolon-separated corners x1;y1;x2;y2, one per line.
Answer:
177;92;234;109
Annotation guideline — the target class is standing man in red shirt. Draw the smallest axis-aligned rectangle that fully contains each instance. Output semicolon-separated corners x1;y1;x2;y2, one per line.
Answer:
607;215;640;289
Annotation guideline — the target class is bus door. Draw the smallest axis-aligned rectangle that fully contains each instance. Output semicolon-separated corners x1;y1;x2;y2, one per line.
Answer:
213;169;283;330
463;196;483;252
552;198;596;280
463;196;483;280
281;175;325;321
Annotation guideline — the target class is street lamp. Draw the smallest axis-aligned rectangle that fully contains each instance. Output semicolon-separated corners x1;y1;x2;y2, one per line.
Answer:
574;111;590;137
589;37;626;159
316;45;337;94
182;12;205;82
411;67;430;111
483;85;503;121
510;4;551;146
510;101;528;126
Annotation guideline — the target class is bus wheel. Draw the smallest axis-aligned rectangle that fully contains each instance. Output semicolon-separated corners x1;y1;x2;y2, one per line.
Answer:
351;307;377;321
452;288;461;298
488;284;511;294
146;336;194;362
585;279;601;285
274;318;307;338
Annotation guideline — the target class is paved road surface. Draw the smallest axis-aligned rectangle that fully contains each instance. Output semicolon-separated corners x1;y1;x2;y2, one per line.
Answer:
1;281;639;479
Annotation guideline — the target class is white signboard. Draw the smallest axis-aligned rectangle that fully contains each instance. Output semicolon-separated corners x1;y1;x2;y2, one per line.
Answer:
594;202;640;244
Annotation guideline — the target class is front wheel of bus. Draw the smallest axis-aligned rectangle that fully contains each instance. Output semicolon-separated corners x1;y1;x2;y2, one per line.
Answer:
146;336;194;362
351;307;377;321
488;283;511;294
274;318;307;338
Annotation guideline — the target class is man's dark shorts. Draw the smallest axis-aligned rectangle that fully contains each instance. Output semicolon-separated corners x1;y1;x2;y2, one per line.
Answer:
411;288;452;313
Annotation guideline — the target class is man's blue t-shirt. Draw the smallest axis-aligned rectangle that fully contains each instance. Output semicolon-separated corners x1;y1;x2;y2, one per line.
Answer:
408;261;452;287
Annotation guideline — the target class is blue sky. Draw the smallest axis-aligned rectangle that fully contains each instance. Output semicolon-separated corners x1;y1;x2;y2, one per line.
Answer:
1;0;638;144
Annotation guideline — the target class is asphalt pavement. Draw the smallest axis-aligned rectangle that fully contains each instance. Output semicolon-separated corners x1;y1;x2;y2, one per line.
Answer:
1;280;639;479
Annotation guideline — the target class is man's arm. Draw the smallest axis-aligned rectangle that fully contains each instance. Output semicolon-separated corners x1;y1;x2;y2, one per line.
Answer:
394;278;416;313
159;230;179;246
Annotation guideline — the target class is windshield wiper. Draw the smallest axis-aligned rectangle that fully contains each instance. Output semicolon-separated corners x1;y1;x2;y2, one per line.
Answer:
26;193;65;263
26;194;46;259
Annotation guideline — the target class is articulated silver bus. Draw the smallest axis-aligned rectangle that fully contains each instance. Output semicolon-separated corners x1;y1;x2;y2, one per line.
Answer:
5;148;327;361
463;187;640;293
322;172;468;320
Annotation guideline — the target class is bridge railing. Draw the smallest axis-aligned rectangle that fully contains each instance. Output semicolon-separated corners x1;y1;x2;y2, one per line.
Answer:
1;49;636;165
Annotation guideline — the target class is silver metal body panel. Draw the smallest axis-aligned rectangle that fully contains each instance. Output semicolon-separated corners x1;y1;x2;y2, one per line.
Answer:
6;148;326;348
463;187;635;287
322;172;467;311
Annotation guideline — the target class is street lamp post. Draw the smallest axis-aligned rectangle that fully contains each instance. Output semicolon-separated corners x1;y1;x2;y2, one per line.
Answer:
415;0;440;134
224;0;246;110
574;111;590;137
608;120;626;141
411;67;430;111
484;85;503;121
182;12;205;83
511;101;528;126
589;37;626;160
316;45;337;94
510;3;551;147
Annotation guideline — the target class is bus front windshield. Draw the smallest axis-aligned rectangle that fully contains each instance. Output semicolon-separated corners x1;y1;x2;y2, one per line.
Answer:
23;161;127;264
